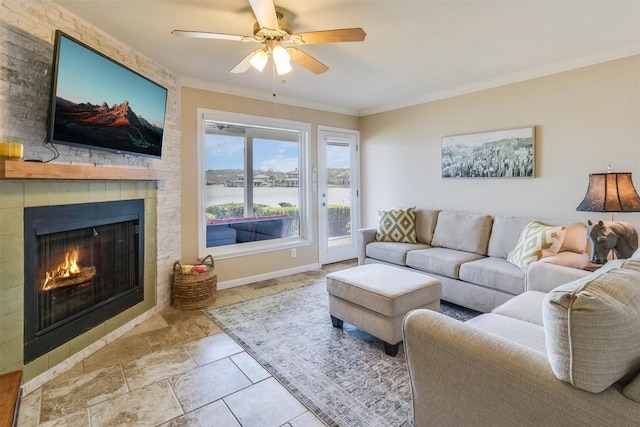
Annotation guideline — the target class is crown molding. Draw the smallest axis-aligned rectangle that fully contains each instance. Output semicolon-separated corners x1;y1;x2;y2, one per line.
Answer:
359;45;640;116
179;45;639;118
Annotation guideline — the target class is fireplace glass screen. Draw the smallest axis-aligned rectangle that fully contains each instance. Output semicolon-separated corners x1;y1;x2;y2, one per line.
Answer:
36;221;137;330
24;199;144;362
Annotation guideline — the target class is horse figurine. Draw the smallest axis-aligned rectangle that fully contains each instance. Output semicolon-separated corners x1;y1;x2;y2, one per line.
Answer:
587;220;639;264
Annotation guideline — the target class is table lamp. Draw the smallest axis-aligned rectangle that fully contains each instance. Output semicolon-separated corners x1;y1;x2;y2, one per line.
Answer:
576;170;640;219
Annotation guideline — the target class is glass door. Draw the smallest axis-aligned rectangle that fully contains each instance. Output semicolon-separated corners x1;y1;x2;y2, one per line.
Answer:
318;126;360;264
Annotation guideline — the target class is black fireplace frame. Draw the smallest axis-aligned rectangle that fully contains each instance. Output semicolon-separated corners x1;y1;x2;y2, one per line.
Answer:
23;199;145;363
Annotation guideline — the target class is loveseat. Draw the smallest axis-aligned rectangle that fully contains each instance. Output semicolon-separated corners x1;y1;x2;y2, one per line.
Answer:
403;255;640;426
358;208;590;313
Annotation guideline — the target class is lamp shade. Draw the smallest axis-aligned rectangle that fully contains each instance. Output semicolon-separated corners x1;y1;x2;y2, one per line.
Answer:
576;172;640;212
272;45;292;75
249;49;269;72
275;60;292;75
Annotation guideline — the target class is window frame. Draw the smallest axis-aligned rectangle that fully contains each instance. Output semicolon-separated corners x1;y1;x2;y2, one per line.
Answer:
197;108;312;260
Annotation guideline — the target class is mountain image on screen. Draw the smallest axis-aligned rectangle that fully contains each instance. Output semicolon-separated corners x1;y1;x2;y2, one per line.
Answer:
53;97;163;157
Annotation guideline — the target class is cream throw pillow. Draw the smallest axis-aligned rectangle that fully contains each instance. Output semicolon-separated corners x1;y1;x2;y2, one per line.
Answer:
559;222;587;254
543;267;640;393
506;221;566;270
375;207;417;243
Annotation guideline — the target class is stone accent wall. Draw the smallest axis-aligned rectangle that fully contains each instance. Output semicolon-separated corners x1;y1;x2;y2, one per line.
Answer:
0;0;181;380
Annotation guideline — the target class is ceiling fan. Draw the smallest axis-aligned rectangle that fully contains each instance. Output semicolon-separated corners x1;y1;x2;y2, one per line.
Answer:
172;0;366;75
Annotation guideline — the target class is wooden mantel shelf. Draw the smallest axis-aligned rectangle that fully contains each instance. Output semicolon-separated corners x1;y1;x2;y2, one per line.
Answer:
0;159;164;181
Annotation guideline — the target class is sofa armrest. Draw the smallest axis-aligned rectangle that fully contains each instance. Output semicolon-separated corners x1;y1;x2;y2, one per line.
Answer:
357;227;377;265
526;261;591;292
403;309;640;427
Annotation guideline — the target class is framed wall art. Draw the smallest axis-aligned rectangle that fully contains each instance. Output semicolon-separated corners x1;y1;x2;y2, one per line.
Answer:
441;126;535;178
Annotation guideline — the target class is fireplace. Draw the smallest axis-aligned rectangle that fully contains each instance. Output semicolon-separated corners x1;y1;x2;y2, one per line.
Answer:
23;199;144;362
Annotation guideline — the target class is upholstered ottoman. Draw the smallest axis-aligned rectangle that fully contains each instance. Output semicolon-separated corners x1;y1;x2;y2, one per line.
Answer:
326;263;441;356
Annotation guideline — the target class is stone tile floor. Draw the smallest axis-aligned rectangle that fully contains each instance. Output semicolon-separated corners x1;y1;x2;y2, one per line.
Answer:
18;260;357;427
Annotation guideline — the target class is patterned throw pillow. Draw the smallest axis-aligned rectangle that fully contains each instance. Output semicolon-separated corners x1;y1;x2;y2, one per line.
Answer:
375;207;418;243
507;221;566;270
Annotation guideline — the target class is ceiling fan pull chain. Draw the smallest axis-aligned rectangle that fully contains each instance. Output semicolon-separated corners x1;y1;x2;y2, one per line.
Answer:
272;61;277;97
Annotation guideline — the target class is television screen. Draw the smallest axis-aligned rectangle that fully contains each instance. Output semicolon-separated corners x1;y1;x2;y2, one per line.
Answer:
47;31;168;159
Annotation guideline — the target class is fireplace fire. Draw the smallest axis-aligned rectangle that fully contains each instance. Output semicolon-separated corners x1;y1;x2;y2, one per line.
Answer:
24;200;145;362
43;247;96;291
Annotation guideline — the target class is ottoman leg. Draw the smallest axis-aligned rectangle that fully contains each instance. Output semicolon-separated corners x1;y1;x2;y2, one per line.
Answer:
384;341;400;357
330;315;343;328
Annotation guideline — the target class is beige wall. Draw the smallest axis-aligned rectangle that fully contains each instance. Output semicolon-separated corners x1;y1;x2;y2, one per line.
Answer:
360;55;640;230
182;56;640;284
180;87;358;282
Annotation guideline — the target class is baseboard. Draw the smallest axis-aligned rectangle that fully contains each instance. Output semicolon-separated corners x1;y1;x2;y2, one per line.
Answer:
217;263;322;290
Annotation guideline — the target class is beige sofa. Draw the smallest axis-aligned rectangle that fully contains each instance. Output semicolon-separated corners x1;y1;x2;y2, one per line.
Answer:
358;209;590;313
403;255;640;426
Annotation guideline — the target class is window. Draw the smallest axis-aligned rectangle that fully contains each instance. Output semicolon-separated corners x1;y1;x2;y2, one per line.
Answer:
197;109;310;258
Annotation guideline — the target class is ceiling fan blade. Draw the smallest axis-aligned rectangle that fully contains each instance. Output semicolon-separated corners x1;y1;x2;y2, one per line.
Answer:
172;30;245;41
289;48;329;74
230;50;261;73
294;28;366;45
249;0;279;29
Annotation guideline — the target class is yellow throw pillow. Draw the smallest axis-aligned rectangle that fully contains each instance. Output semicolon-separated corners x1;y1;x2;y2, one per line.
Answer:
375;207;418;243
507;221;566;270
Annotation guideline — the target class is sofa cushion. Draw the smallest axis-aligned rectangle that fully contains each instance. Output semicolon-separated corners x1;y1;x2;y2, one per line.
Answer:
406;247;485;279
487;215;534;258
366;241;429;266
415;209;440;245
623;372;640;403
466;313;547;354
375;207;418;243
431;211;493;255
621;258;640;272
507;221;566;270
543;265;640;393
491;291;547;326
459;257;525;295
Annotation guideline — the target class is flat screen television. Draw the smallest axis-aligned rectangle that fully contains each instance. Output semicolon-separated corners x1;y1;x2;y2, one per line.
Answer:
47;30;168;159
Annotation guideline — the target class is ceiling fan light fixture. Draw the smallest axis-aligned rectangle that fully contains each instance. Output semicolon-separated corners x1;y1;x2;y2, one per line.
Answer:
272;44;290;63
272;44;292;75
275;60;292;75
249;49;269;72
173;0;366;77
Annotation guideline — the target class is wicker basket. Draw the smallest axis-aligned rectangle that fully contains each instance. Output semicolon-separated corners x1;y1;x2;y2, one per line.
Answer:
172;255;217;309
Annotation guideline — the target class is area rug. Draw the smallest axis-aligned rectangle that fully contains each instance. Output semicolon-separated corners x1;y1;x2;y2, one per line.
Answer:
205;281;479;427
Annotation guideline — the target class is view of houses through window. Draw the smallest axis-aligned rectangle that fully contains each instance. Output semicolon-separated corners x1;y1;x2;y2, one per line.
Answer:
324;143;352;247
203;119;305;248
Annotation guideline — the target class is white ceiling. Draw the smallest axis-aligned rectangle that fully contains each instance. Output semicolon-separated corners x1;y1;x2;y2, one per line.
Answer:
52;0;640;116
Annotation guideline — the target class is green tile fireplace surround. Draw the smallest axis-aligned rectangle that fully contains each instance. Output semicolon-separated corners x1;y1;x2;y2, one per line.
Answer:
0;179;158;382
